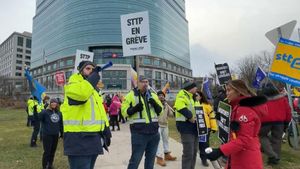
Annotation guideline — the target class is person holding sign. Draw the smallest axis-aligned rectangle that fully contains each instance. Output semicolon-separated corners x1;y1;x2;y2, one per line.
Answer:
60;61;111;169
174;81;198;169
205;80;267;169
193;91;218;167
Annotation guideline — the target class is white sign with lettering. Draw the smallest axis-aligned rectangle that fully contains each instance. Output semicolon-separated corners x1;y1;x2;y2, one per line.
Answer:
74;50;94;73
121;11;151;57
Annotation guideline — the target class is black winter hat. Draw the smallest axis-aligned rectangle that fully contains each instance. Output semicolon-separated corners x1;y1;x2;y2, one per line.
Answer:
157;90;165;97
77;60;95;72
182;81;197;91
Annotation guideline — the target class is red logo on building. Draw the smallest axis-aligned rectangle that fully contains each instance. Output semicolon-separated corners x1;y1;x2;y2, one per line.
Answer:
55;71;65;86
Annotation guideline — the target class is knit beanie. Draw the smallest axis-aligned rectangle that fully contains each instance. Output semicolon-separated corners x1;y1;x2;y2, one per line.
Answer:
182;81;197;91
77;60;95;72
227;80;256;97
50;98;58;104
157;90;165;97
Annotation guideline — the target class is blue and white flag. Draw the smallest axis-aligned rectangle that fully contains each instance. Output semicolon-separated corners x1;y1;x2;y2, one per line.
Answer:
252;66;267;89
203;76;212;100
25;68;46;103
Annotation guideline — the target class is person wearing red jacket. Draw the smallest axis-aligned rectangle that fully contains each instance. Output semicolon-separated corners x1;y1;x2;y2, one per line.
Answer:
259;83;292;165
109;94;122;131
206;80;267;169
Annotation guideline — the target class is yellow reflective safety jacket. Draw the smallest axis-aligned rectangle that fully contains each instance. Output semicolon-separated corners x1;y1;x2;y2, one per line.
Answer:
60;73;109;133
174;89;195;121
27;99;34;116
194;101;218;131
121;89;162;124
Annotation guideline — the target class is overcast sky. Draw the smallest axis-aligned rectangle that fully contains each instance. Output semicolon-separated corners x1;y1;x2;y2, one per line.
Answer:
1;0;300;76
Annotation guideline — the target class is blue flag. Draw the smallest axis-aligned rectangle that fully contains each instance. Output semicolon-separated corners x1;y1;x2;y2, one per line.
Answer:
203;77;212;100
25;68;46;103
252;66;267;89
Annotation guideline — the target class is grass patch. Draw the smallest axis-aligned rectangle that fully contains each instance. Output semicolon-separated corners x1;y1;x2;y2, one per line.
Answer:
0;108;68;169
168;117;300;169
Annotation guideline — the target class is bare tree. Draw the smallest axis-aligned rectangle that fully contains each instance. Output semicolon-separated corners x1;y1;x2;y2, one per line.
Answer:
236;50;273;86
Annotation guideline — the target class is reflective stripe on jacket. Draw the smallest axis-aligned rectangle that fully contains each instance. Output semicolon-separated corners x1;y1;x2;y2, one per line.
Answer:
60;73;109;132
121;89;162;124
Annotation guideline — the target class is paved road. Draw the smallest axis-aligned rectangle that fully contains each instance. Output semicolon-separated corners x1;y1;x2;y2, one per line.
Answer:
95;123;216;169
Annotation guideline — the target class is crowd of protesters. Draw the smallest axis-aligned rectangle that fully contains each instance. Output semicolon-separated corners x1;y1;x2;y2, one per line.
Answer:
24;60;296;169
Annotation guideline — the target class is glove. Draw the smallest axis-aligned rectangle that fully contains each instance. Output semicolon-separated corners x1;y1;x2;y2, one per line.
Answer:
101;127;112;152
205;148;223;161
94;66;102;72
148;98;156;106
86;71;100;89
230;121;240;132
133;102;144;113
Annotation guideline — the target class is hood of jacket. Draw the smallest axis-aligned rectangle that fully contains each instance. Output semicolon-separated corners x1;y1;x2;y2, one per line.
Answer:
239;96;268;118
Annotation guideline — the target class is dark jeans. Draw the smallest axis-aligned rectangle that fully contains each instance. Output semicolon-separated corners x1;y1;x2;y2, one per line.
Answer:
31;120;40;145
68;155;98;169
27;115;33;127
42;134;59;168
181;133;198;169
110;115;120;130
127;132;160;169
199;132;210;162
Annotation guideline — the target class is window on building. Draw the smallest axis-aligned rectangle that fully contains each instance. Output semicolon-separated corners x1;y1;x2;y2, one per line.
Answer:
25;56;31;60
16;60;22;64
25;50;31;54
26;39;31;48
53;63;57;69
65;71;72;81
59;61;65;67
16;66;22;70
143;58;151;65
164;73;168;81
47;65;51;71
66;59;74;66
162;61;166;68
16;54;22;59
17;37;23;46
15;72;22;76
17;48;23;52
169;74;173;82
155;71;161;79
155;71;162;89
25;61;30;66
167;63;172;70
153;60;160;66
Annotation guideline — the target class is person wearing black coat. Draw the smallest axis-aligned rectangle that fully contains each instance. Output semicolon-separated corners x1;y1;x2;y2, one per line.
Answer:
39;98;63;169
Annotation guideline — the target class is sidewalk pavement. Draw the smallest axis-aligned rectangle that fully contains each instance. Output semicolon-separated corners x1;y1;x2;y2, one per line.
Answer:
95;123;216;169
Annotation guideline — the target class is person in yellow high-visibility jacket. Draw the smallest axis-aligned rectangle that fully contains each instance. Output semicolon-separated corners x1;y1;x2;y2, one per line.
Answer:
60;60;110;169
174;81;198;169
121;75;163;169
26;97;34;127
194;91;218;167
30;96;44;147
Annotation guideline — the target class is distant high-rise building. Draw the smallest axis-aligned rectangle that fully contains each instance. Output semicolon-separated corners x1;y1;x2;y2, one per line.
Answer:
0;31;32;77
32;0;192;93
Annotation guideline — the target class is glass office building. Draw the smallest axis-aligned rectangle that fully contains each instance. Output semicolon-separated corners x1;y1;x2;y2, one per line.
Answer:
32;0;192;92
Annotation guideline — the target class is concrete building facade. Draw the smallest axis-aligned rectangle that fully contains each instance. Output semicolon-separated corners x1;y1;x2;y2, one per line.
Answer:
0;31;32;77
